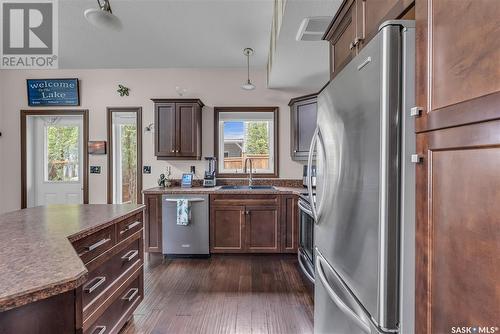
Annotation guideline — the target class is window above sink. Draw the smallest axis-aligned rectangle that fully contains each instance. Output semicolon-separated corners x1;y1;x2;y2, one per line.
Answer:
214;107;279;178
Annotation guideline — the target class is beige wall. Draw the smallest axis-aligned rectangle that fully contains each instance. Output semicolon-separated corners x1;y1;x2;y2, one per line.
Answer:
0;68;309;213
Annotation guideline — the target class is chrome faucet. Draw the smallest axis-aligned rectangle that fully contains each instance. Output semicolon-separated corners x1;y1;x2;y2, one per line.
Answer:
244;158;253;186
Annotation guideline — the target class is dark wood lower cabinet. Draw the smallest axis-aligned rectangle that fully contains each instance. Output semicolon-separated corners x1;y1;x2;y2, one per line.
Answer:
245;206;280;253
144;194;162;253
416;120;500;333
0;289;81;334
210;205;245;252
281;195;299;253
209;194;297;254
145;192;299;254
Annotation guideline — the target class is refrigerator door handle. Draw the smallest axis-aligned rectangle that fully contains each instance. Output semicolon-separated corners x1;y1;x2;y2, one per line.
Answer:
315;250;372;334
298;249;315;284
307;127;319;221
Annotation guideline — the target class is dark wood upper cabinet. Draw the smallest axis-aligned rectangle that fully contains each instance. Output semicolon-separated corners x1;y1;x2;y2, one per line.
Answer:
154;102;176;157
415;1;500;333
324;0;358;79
415;0;500;133
323;0;414;79
152;99;204;160
289;93;317;161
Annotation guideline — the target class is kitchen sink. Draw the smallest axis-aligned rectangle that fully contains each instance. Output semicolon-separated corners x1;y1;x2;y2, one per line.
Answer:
219;185;276;190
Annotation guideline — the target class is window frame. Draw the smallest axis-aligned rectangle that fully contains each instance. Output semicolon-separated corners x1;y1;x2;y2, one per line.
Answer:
214;107;279;178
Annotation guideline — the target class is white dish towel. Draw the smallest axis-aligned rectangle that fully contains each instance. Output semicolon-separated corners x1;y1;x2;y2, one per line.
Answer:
176;199;192;226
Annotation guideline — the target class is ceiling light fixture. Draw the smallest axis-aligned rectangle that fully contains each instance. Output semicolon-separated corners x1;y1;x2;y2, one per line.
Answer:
84;0;122;31
241;48;256;91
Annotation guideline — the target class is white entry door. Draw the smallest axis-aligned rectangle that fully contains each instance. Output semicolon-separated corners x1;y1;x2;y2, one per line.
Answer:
27;115;84;207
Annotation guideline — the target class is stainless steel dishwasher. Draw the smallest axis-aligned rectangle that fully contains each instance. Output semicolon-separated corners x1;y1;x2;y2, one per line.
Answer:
162;194;209;257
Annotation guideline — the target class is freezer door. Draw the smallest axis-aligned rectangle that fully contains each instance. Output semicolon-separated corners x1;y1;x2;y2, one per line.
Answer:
314;249;372;334
314;23;405;331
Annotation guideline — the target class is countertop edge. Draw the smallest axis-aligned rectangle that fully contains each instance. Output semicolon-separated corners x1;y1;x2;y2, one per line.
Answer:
0;270;88;312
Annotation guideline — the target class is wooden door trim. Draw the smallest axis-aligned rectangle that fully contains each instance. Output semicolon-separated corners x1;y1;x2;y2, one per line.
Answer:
20;109;89;209
106;107;143;204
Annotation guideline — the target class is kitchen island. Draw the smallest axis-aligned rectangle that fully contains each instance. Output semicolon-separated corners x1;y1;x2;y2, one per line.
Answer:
0;204;145;334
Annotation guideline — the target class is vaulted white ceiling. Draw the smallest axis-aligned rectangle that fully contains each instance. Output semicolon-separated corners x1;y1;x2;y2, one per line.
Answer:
58;0;274;68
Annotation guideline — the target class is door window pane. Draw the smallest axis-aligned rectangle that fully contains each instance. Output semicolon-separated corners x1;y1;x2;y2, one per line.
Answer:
119;124;137;203
45;126;80;182
112;112;138;204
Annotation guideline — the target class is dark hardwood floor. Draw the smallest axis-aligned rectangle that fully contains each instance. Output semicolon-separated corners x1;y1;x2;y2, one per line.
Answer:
121;254;314;334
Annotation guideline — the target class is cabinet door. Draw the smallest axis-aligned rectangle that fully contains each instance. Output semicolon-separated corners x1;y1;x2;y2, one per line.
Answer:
280;195;298;253
246;206;280;253
327;0;358;79
291;98;317;161
155;103;176;157
176;103;200;158
357;0;412;49
144;194;162;252
210;206;245;253
415;121;500;334
415;0;500;132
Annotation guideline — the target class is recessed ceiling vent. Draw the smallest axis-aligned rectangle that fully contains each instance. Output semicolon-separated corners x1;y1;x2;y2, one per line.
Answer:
296;16;332;41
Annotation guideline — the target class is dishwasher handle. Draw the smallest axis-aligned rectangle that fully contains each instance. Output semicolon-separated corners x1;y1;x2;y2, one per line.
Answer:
164;198;205;203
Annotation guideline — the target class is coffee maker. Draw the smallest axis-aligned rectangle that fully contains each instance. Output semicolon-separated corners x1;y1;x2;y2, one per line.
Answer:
203;157;217;187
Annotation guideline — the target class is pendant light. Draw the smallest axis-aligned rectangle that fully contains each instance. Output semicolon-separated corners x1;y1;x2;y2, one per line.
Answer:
84;0;122;31
241;48;256;90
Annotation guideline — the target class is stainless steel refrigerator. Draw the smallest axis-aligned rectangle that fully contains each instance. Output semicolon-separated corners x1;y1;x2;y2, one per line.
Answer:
307;21;416;334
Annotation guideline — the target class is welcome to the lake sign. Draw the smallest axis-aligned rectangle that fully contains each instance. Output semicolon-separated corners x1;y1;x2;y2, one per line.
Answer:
27;79;80;106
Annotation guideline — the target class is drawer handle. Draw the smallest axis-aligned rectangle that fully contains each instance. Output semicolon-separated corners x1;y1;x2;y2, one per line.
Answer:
92;326;106;334
85;238;111;252
121;250;139;262
84;276;106;293
121;288;139;302
120;221;142;234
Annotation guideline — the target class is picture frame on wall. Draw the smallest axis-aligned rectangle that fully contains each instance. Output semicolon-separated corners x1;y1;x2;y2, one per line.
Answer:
26;78;80;106
88;141;107;155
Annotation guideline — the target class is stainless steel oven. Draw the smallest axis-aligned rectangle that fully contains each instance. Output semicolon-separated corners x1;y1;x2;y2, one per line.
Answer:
298;193;315;285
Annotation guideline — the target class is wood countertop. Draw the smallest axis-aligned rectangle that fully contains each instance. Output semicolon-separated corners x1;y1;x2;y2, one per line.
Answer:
0;204;144;312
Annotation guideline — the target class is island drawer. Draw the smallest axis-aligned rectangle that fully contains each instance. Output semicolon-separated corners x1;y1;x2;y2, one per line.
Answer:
116;213;143;242
73;225;117;264
82;233;143;315
84;269;143;334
